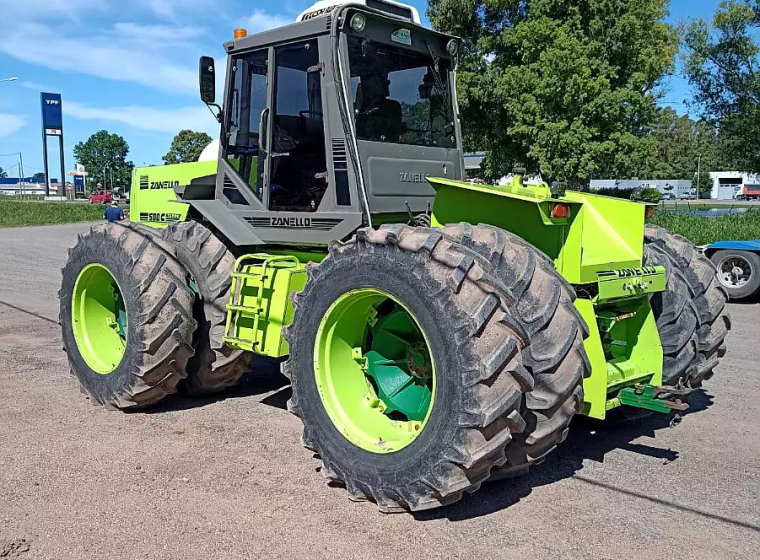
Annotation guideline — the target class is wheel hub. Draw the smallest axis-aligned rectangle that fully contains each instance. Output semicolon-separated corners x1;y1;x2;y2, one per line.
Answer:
71;263;128;374
314;289;436;453
719;256;750;288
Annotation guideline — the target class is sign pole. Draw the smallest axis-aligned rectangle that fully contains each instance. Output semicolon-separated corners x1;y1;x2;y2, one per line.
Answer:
58;134;65;198
42;132;50;197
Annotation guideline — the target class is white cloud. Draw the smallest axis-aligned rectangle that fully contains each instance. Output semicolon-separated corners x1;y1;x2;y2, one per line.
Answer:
66;101;220;135
112;22;205;48
144;0;212;19
246;10;293;33
0;114;26;137
0;23;198;95
21;81;55;92
0;0;104;21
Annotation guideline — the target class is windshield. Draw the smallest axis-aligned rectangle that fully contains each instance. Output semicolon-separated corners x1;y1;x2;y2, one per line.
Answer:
348;37;455;148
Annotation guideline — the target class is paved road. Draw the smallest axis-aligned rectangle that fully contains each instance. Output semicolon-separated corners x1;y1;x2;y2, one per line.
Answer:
0;223;758;560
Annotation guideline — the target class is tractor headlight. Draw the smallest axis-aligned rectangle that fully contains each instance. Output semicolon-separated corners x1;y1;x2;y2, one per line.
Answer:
350;13;366;33
446;39;459;56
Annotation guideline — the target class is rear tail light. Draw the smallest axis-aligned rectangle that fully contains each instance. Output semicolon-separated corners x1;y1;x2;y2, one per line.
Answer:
551;203;571;219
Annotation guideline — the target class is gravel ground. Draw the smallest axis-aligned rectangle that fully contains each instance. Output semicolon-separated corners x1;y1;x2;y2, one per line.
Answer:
0;223;758;560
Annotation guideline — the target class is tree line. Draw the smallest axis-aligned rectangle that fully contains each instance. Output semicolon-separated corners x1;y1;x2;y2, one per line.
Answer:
71;129;212;192
429;0;760;183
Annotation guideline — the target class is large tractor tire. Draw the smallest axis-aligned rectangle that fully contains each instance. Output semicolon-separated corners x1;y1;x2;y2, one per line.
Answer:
283;224;586;512
643;226;730;387
59;223;196;409
442;223;589;479
162;221;251;395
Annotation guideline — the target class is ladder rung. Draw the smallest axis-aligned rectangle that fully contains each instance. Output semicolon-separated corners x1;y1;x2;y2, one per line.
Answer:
231;272;267;279
226;304;262;313
222;336;259;346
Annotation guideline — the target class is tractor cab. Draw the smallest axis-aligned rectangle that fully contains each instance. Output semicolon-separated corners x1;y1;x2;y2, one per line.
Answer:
193;0;463;246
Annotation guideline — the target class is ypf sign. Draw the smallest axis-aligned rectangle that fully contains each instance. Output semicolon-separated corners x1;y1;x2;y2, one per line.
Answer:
39;92;66;197
41;92;63;136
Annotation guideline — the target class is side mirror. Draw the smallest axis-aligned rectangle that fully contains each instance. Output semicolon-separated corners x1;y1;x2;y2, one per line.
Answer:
199;56;216;104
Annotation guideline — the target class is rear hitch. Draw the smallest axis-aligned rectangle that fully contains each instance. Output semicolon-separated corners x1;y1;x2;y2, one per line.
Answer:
618;383;693;417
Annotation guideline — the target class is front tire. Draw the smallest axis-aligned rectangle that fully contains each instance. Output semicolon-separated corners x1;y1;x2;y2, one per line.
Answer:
59;223;197;409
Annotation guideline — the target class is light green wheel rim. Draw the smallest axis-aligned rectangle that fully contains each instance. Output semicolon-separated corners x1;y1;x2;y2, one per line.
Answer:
72;263;128;374
314;288;436;454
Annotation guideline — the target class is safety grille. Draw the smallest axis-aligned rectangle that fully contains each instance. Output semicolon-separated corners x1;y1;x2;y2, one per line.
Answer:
331;139;347;170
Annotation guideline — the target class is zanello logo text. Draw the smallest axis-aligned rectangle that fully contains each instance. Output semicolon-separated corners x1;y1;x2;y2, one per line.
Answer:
271;217;311;228
615;267;658;278
45;99;60;105
139;176;180;190
399;172;427;183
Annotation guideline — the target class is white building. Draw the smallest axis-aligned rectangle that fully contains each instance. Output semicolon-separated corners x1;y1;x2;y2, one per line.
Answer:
709;171;760;200
590;179;693;198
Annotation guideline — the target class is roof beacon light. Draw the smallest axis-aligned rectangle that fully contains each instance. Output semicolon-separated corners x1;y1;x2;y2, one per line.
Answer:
233;28;248;40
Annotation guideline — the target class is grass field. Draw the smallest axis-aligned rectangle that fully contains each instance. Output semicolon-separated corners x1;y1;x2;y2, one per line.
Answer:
650;209;760;245
0;200;105;228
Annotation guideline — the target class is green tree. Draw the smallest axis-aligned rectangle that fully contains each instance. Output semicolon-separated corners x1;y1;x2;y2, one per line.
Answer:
32;172;45;179
695;170;713;198
0;167;7;178
162;130;213;164
650;108;722;180
73;130;134;190
428;0;678;182
684;0;760;171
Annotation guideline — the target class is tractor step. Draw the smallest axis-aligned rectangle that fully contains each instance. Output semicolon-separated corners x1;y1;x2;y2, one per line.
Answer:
222;254;307;356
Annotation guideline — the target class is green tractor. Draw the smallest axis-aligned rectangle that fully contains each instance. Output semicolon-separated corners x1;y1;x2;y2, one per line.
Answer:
59;1;730;512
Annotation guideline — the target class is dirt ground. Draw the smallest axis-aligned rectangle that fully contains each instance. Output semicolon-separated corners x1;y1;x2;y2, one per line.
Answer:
0;223;758;560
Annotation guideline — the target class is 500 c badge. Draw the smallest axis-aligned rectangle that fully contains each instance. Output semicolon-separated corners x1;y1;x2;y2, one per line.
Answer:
139;212;182;223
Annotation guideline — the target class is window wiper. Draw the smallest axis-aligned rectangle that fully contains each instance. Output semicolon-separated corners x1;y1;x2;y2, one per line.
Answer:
423;40;455;128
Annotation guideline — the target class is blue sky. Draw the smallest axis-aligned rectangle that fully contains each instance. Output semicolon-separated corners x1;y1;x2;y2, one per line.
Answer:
0;0;724;178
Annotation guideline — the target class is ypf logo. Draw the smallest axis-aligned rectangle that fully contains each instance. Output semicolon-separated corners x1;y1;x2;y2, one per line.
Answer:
46;99;60;105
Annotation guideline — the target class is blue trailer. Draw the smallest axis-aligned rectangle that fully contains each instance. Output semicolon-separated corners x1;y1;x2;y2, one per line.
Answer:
703;240;760;299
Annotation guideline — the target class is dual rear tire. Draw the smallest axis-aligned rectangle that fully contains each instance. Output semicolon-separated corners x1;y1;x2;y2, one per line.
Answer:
60;222;249;409
284;224;589;511
643;226;730;387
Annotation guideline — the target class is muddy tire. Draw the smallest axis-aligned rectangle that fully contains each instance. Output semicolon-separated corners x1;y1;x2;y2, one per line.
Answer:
643;226;730;386
283;224;585;512
442;223;589;479
59;223;196;409
162;221;251;395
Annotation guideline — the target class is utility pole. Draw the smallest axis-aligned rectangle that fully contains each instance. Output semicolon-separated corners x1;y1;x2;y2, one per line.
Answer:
697;153;701;199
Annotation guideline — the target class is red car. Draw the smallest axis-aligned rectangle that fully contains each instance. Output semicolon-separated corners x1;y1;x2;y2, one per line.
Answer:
89;190;113;204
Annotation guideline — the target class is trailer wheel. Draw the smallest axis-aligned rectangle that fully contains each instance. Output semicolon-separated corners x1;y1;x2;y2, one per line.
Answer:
644;226;730;387
709;249;760;300
59;223;196;409
162;221;252;395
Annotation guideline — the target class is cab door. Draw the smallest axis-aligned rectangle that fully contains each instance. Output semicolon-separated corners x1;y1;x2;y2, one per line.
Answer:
219;48;272;207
